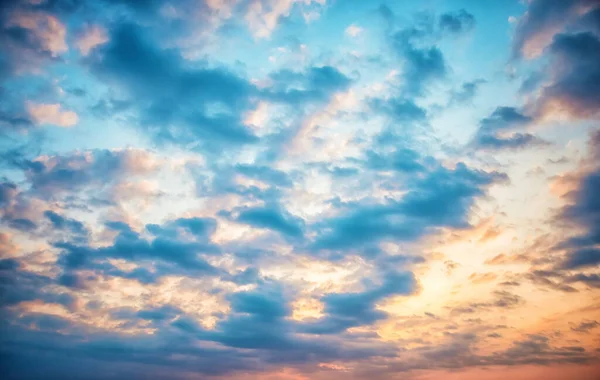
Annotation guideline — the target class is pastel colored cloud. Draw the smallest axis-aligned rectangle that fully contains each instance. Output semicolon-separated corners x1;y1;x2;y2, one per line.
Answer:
75;24;108;56
26;102;78;127
345;24;363;37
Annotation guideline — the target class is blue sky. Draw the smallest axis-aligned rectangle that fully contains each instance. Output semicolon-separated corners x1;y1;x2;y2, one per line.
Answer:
1;0;600;379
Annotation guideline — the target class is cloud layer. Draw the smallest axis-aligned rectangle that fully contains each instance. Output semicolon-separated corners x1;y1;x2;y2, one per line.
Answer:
1;0;599;379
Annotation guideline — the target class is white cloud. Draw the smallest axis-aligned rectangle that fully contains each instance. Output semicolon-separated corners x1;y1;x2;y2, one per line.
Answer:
345;24;363;37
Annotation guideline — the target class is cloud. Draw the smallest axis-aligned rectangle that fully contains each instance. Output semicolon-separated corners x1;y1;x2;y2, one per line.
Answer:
479;107;532;132
369;98;427;124
535;32;600;119
300;271;417;334
384;9;475;98
84;19;352;158
555;131;600;250
2;2;600;378
0;181;46;233
0;258;72;308
511;0;600;120
55;217;222;283
472;132;547;150
234;164;293;188
98;0;325;43
244;0;326;39
229;203;305;239
518;131;600;292
345;24;363;37
559;247;600;269
511;0;594;59
565;273;600;289
450;290;524;315
266;65;352;105
570;319;600;333
0;110;34;132
439;9;476;35
89;22;258;151
312;161;506;251
19;149;159;200
391;28;447;96
363;147;425;173
470;107;547;151
26;102;78;127
75;24;108;56
468;272;497;284
0;3;68;77
44;210;88;237
448;79;485;105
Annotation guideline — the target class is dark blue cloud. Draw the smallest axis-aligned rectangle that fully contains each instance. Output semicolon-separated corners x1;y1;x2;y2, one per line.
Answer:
0;0;65;79
89;23;258;151
523;132;600;290
57;235;217;272
0;110;33;132
439;9;476;35
181;282;399;362
88;22;351;157
44;210;88;236
312;162;506;250
560;248;600;270
147;217;217;240
390;24;447;97
103;0;164;15
21;149;156;198
0;275;398;378
229;203;305;239
0;146;45;173
512;0;600;117
0;258;73;308
0;181;17;205
0;182;39;233
449;79;485;105
511;0;593;58
539;31;600;117
556;133;600;251
370;98;427;124
479;107;532;133
56;272;86;289
470;107;545;151
301;271;416;334
234;164;293;188
473;133;547;150
55;217;222;284
7;218;37;231
578;6;600;35
566;273;600;289
364;147;425;173
265;66;351;105
228;287;290;321
193;162;292;206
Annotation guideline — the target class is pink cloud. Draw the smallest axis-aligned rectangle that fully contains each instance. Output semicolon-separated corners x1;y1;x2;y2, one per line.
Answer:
8;10;67;57
75;24;108;56
26;102;78;127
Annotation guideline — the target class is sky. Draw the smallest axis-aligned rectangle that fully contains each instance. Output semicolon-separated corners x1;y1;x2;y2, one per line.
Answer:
0;0;599;379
